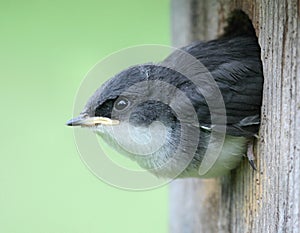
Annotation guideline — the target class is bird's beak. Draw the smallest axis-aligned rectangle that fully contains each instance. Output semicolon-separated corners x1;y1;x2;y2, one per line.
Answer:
66;115;119;127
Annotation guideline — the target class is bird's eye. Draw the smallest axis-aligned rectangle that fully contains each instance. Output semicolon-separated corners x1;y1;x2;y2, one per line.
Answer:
114;97;130;111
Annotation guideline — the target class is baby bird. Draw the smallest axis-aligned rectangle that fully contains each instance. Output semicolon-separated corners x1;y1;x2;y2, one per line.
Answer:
67;10;263;178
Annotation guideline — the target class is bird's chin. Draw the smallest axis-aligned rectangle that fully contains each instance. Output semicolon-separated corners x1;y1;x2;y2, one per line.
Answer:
89;124;106;134
96;122;164;146
88;122;175;166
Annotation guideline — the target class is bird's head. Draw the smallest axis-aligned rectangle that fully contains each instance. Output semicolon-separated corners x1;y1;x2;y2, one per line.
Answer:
66;64;199;177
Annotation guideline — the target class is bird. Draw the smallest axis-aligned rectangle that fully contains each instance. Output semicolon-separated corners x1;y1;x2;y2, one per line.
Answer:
66;10;263;179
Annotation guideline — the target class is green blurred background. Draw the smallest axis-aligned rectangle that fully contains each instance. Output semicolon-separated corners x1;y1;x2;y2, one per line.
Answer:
0;1;170;232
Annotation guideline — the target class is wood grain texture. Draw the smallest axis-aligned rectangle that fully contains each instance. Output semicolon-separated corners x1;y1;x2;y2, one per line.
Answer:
170;0;300;232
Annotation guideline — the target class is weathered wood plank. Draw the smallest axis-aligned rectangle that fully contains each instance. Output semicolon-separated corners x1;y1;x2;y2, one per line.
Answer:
170;0;300;232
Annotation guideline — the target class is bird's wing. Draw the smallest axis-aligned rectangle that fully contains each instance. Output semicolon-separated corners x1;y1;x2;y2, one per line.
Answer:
163;36;263;137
